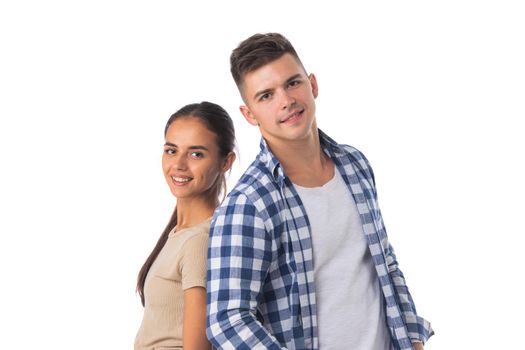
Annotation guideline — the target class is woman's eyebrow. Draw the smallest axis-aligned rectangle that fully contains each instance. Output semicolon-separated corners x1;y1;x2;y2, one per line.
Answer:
164;142;209;151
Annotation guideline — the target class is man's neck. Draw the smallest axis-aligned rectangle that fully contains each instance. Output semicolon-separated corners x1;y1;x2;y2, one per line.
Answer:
267;128;334;188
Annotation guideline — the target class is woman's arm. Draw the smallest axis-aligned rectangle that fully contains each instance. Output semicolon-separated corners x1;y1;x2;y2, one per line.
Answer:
183;286;211;350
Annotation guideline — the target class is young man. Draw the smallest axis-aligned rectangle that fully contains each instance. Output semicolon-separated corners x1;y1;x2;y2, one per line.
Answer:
206;33;433;350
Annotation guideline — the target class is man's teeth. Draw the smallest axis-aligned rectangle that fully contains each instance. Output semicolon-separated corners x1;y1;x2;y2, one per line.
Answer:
173;177;191;183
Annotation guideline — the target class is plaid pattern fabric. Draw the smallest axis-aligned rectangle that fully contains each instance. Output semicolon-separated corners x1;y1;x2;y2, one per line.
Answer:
206;130;433;350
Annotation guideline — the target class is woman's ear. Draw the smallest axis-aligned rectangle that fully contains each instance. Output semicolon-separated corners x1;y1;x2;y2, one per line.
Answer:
222;151;236;172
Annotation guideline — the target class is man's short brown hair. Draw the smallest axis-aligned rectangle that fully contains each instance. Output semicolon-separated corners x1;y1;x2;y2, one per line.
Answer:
230;33;305;90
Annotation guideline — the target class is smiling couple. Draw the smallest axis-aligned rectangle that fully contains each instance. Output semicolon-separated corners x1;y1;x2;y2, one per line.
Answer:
134;33;434;350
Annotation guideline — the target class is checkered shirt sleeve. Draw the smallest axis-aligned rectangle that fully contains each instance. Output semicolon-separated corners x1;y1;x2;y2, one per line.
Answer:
342;144;434;346
206;188;284;350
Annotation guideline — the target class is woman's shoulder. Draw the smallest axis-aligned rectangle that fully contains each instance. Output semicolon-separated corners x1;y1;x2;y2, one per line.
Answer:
154;219;210;279
168;218;210;246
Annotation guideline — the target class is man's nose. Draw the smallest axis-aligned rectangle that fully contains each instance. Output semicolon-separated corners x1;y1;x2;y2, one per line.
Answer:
279;90;296;110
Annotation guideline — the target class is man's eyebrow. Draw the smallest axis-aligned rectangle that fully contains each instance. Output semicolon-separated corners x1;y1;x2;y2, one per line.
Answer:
164;142;209;151
285;74;302;84
252;74;304;100
253;88;273;101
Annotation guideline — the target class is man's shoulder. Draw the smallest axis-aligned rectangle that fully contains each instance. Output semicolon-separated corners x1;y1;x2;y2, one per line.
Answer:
212;157;284;231
339;143;366;158
233;157;276;189
323;135;376;184
222;156;280;209
330;141;371;167
319;129;369;164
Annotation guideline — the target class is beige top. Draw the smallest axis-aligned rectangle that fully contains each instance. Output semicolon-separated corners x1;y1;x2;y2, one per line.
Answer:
135;218;211;350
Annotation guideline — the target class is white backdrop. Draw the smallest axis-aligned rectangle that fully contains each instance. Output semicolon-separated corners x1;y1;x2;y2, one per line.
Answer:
1;1;524;348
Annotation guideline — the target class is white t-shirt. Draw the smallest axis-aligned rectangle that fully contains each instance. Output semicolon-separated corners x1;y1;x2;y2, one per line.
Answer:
294;169;392;350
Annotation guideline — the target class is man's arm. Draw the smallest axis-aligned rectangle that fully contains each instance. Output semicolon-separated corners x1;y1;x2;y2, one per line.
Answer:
413;341;425;350
206;192;283;350
352;147;434;345
385;241;434;344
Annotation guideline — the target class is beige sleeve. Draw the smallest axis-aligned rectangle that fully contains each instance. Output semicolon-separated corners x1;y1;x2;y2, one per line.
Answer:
180;233;209;290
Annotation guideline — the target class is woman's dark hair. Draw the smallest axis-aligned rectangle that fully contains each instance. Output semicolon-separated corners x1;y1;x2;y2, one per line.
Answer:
136;101;235;306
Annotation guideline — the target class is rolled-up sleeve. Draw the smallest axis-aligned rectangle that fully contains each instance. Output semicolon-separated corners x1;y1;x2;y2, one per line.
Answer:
385;241;434;343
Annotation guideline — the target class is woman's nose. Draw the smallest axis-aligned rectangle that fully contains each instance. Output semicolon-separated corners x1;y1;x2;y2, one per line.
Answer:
173;154;188;170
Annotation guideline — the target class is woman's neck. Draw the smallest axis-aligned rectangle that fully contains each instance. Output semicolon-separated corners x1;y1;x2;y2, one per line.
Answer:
175;196;217;230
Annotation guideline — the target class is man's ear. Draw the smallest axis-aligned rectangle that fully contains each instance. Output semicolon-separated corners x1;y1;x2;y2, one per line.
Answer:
221;151;236;172
240;105;258;126
309;73;319;98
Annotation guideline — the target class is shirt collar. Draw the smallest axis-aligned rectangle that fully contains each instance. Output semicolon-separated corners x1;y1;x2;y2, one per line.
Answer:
257;129;345;185
258;137;285;184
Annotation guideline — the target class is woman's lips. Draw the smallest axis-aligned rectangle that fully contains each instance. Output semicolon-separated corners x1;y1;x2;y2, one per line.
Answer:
171;176;192;185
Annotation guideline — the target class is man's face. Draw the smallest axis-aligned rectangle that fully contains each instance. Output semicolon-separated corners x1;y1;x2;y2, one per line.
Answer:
240;53;319;147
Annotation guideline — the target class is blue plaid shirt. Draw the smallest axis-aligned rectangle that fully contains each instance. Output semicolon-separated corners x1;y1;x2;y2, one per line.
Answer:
206;130;433;350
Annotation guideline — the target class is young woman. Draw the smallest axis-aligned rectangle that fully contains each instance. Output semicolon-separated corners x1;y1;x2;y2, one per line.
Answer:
135;102;235;350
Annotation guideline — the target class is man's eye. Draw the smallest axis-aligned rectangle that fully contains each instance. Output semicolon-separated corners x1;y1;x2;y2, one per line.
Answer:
260;93;272;101
288;80;300;87
164;148;176;155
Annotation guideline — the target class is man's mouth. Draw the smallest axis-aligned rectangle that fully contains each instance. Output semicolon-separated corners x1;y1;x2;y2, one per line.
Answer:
280;109;304;124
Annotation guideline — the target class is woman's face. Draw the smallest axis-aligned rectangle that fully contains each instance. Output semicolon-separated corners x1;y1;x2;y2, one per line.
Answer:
162;117;223;201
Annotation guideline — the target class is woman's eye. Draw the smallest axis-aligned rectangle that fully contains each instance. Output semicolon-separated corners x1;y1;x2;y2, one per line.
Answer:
191;151;204;159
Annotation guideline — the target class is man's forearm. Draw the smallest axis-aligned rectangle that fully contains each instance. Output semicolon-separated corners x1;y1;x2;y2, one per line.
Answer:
413;341;424;350
207;311;283;349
